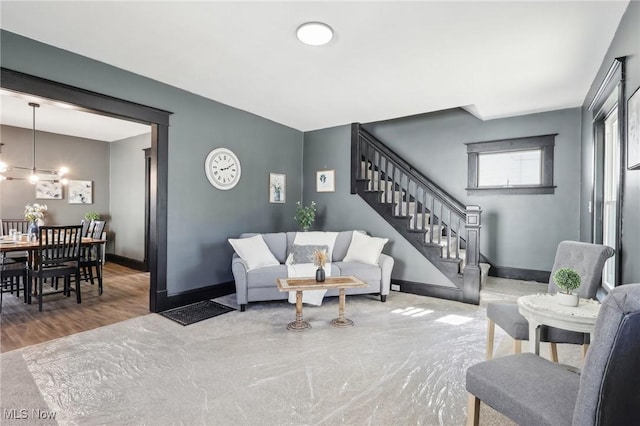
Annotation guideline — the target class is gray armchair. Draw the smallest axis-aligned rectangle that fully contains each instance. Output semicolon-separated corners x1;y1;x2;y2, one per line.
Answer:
486;241;614;361
466;283;640;426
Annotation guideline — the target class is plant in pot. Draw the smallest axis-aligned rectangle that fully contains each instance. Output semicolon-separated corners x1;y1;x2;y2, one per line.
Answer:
294;201;317;232
84;212;101;221
553;268;582;307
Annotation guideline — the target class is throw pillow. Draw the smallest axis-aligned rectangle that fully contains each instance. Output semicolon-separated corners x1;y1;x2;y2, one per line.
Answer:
343;231;388;265
289;244;329;264
228;234;280;271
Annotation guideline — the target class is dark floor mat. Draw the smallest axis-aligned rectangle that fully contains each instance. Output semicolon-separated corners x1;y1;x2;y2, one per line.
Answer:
159;300;235;326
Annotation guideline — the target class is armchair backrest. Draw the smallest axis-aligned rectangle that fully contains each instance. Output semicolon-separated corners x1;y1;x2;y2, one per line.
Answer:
572;284;640;425
548;241;615;299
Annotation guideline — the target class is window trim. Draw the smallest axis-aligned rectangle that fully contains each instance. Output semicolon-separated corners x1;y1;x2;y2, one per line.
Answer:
466;134;557;195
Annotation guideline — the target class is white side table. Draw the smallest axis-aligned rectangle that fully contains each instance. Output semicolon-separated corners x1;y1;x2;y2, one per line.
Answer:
517;293;600;355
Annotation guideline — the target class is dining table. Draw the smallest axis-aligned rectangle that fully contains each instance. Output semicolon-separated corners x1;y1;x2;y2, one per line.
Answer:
0;235;106;295
0;235;106;262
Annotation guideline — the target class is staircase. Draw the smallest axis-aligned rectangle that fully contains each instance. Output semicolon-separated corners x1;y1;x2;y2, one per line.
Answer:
350;123;485;304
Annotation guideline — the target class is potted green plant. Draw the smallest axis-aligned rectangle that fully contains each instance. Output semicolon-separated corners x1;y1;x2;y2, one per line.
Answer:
553;268;581;307
294;201;317;231
85;212;101;221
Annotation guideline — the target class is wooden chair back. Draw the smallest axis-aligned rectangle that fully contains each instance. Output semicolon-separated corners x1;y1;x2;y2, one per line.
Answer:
37;225;83;270
1;219;30;236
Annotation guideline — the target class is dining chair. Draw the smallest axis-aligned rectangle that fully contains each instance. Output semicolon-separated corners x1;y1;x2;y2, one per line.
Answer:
466;283;640;426
1;219;30;264
1;219;30;236
1;261;28;314
80;219;92;237
485;241;615;362
27;225;83;312
79;220;106;295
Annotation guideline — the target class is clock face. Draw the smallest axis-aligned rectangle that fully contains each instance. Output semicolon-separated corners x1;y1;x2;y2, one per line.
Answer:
204;148;241;190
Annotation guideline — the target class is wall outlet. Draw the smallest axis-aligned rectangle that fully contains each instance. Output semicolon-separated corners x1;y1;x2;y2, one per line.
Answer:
391;284;400;291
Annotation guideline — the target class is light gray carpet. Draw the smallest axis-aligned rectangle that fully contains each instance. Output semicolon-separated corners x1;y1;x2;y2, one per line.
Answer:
0;289;582;425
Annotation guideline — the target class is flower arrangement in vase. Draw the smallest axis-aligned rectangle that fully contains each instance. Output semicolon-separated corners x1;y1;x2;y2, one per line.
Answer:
24;203;48;238
314;248;328;282
553;268;581;307
294;201;317;231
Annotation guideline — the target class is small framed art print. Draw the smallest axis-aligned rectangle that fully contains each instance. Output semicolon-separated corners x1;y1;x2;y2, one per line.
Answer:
269;173;286;203
316;169;335;192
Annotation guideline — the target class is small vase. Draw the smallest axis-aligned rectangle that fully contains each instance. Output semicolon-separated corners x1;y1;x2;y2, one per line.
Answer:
28;221;39;240
556;292;579;307
315;267;325;282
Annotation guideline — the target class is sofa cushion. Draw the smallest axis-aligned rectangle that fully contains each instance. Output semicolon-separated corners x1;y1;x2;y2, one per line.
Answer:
229;235;280;271
287;231;339;262
289;244;329;264
240;232;287;263
333;230;357;262
343;231;388;265
333;262;381;282
247;264;289;288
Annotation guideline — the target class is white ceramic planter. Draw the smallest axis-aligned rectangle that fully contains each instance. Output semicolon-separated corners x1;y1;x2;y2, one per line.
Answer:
556;292;579;307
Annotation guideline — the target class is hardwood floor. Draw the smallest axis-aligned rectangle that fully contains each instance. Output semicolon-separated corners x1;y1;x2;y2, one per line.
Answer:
1;262;149;353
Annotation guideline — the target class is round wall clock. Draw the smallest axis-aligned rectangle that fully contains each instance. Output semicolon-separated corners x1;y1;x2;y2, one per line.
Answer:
204;147;242;190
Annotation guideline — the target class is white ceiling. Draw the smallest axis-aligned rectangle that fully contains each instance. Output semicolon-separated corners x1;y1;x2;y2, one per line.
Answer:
0;91;151;142
0;1;630;133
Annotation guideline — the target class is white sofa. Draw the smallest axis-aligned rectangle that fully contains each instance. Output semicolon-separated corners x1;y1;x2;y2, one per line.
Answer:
231;230;394;311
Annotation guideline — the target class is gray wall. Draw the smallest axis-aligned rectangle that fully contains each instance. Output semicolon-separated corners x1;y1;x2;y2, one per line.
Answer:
303;107;583;279
109;133;151;261
303;125;453;286
0;30;304;295
580;1;640;284
363;108;582;272
0;124;110;225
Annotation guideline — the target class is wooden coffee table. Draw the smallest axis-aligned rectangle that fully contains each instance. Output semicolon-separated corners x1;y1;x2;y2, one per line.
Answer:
276;275;368;331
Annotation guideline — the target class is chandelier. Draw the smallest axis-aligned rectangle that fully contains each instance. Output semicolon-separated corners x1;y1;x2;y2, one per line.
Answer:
0;102;70;184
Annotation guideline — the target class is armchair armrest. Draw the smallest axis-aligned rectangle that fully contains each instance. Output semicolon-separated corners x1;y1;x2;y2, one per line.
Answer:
378;253;394;296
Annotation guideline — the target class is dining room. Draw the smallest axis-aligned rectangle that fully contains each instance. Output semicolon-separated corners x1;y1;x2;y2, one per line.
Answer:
0;89;153;351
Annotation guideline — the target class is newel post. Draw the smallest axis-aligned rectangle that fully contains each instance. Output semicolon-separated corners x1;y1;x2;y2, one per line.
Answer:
463;205;482;304
350;123;361;194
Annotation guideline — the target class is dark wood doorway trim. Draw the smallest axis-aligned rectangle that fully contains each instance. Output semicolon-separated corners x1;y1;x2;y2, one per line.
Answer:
1;67;171;312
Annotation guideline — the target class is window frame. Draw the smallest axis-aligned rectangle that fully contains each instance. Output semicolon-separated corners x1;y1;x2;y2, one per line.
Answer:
466;134;557;195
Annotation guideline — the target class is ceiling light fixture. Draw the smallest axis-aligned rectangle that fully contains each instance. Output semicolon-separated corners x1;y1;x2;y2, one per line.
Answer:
296;22;334;46
0;102;70;184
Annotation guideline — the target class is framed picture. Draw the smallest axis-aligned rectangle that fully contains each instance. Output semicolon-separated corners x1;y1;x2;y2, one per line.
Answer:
316;169;335;192
269;173;286;203
35;181;63;199
68;180;93;204
628;86;640;170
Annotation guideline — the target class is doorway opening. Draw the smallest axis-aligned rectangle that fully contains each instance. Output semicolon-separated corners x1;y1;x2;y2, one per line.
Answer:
0;67;172;313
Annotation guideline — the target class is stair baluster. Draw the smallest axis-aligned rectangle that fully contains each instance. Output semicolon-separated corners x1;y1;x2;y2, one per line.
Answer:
351;122;482;304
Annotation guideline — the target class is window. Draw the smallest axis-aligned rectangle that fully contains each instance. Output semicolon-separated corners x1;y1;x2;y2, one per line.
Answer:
466;134;556;195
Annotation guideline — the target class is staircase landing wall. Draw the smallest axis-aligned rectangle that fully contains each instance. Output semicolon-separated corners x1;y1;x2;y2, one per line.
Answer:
303;125;455;288
362;107;582;273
